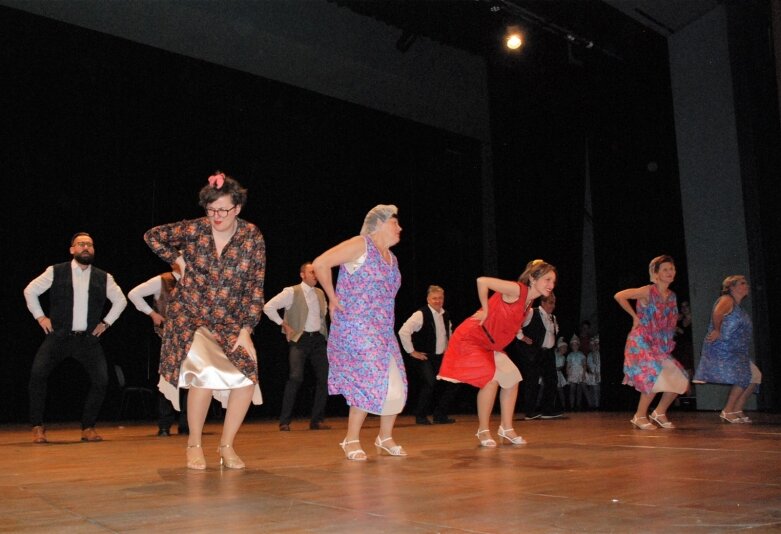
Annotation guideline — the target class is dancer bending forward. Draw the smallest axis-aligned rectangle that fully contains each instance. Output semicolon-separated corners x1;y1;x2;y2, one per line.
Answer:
438;260;556;447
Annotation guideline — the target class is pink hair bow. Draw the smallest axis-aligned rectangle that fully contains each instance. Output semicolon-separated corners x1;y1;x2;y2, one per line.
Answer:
208;172;225;189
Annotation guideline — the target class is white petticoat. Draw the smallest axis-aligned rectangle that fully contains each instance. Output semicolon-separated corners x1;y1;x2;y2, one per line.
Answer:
159;326;263;411
651;359;689;395
493;351;523;388
376;357;405;415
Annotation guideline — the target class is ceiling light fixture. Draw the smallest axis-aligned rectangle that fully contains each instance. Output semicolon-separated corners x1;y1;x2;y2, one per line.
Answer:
505;25;523;50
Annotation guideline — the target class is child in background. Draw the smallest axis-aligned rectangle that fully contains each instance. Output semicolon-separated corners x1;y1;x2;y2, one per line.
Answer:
586;335;601;409
555;337;569;410
566;335;589;410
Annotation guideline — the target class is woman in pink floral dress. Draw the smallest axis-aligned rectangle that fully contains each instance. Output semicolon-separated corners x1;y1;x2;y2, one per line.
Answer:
313;205;406;461
145;172;265;470
614;255;688;430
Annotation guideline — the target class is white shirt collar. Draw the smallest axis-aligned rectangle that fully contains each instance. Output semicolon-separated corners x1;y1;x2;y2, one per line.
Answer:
300;282;315;294
70;259;91;274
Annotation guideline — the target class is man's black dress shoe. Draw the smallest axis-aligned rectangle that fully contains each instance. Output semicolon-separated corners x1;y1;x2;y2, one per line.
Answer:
279;424;291;431
432;417;456;424
157;428;171;437
416;417;432;425
309;422;331;430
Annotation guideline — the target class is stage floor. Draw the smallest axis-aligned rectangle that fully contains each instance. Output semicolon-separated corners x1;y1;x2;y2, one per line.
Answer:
1;411;780;533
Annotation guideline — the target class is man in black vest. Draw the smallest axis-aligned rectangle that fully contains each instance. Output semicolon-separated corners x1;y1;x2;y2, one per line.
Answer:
399;285;458;425
513;293;563;420
24;232;127;443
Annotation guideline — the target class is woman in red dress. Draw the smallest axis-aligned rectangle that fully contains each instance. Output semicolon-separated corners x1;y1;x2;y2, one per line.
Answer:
438;260;557;447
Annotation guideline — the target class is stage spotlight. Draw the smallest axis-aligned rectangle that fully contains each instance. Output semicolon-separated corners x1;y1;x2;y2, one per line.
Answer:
505;26;523;50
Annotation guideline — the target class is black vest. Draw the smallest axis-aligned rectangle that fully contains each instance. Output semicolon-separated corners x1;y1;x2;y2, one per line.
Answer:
410;306;451;355
521;308;547;349
49;262;108;333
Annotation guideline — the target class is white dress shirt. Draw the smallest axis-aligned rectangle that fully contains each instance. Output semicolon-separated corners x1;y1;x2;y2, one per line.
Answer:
24;259;127;330
539;308;557;349
398;305;450;355
127;272;181;315
263;282;323;332
516;307;557;348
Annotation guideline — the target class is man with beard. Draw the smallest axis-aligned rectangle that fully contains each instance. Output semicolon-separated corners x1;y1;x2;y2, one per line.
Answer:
24;232;127;443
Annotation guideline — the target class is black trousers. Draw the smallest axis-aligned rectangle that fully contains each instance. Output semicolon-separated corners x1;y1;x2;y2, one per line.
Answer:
158;388;188;430
29;332;108;429
515;343;558;415
279;332;329;425
412;353;458;420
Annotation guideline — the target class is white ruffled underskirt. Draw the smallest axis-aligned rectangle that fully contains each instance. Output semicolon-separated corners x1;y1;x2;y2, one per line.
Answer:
159;326;263;411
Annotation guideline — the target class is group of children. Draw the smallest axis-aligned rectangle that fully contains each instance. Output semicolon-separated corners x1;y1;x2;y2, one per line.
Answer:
555;332;601;411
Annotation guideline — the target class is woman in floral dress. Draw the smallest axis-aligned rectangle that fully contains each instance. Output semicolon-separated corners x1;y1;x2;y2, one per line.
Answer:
313;205;406;460
145;172;265;470
694;275;761;423
615;255;688;430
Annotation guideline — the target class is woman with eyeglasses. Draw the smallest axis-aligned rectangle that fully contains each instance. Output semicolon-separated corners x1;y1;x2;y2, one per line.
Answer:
144;171;265;470
693;275;761;423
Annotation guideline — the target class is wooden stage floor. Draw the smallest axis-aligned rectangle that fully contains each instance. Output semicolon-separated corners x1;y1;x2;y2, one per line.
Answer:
2;411;780;533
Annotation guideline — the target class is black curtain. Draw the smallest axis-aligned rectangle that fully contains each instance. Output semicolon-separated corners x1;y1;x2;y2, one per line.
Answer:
1;7;482;423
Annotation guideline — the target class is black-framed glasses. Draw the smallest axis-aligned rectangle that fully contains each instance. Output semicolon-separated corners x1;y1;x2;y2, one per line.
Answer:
205;206;237;218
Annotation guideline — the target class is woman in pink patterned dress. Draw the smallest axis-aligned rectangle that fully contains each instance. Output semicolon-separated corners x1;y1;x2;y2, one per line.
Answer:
614;255;688;430
313;205;406;461
145;172;265;470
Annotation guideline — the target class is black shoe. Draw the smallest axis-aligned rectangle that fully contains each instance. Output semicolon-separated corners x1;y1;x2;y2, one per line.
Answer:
432;417;456;424
309;422;331;430
177;425;189;435
279;423;291;431
541;411;564;419
415;417;432;425
525;413;542;420
157;428;171;437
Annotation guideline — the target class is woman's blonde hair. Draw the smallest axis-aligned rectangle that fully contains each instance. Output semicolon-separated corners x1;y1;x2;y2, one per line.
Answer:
721;275;746;295
518;259;557;286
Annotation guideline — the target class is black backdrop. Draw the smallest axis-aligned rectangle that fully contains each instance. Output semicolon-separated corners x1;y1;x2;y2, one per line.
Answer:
2;8;485;423
8;4;764;424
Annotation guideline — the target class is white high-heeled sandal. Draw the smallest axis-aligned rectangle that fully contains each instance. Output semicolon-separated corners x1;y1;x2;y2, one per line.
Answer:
649;411;675;429
497;426;526;445
374;436;407;456
630;415;655;430
475;429;496;448
339;439;367;461
720;411;742;424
